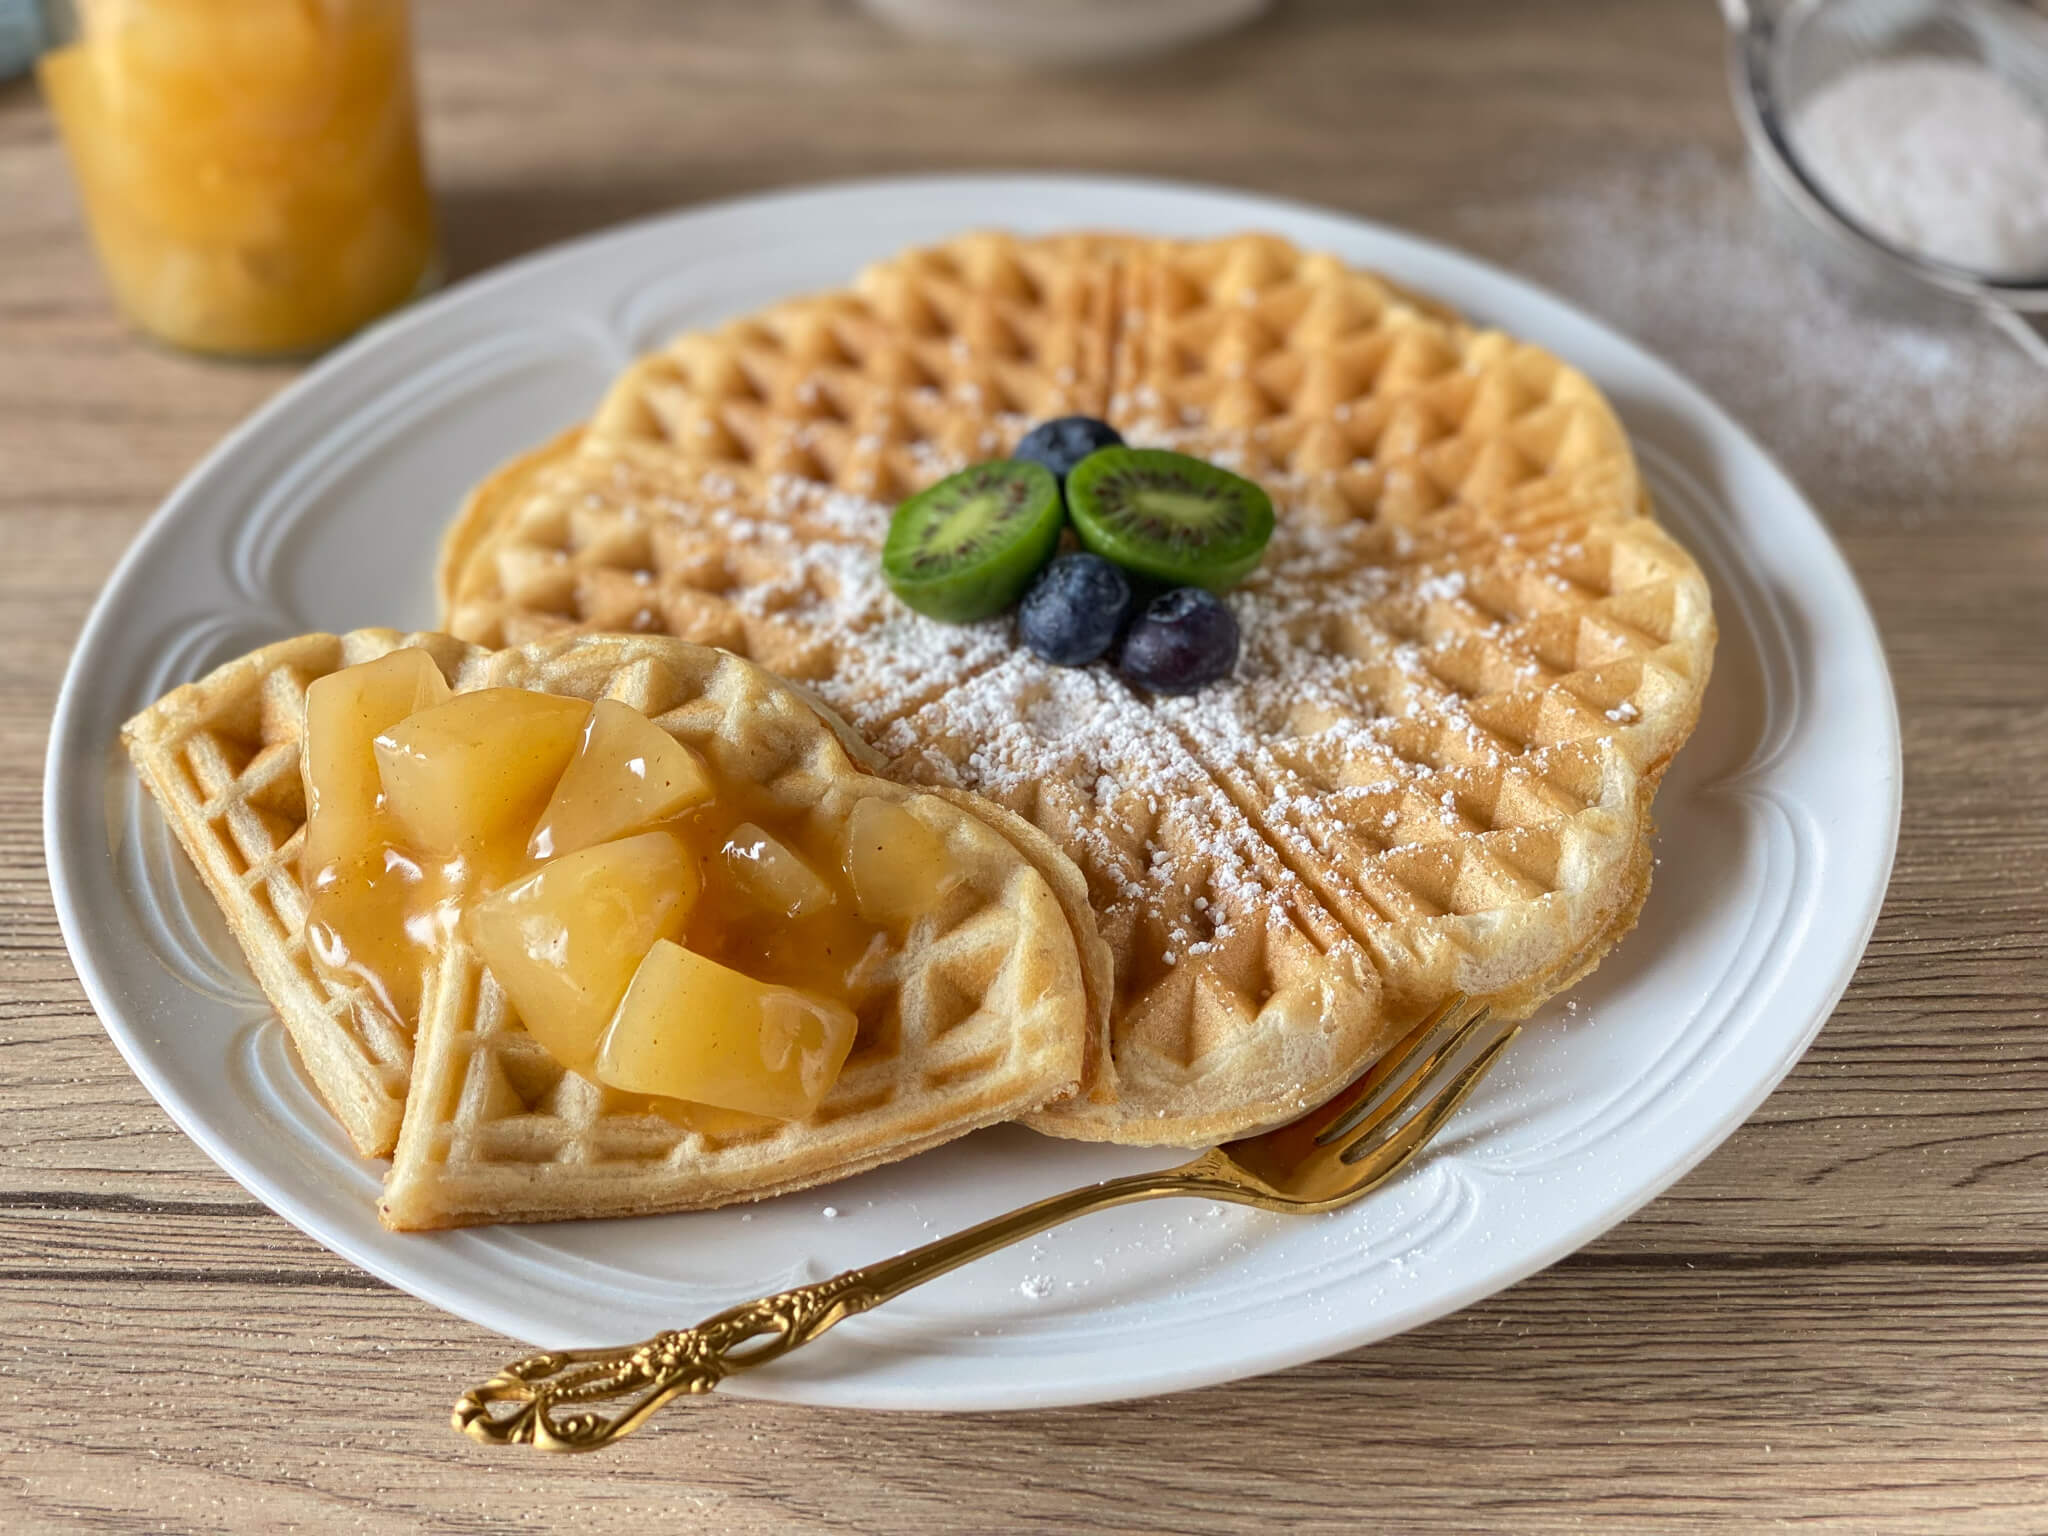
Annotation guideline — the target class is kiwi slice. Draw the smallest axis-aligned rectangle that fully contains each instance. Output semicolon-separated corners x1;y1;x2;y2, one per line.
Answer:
882;460;1064;622
1065;448;1275;590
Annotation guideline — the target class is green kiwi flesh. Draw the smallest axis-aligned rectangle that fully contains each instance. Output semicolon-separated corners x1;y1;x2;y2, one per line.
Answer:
882;460;1064;622
1065;447;1274;589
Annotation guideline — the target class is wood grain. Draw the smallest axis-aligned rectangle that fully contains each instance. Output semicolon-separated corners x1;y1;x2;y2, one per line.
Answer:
4;1;2046;1529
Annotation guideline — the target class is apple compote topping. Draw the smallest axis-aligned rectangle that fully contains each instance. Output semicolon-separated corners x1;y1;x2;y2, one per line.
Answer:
299;652;965;1121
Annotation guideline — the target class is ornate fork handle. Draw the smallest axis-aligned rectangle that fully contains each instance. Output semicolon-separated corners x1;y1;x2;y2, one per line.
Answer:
456;1151;1246;1451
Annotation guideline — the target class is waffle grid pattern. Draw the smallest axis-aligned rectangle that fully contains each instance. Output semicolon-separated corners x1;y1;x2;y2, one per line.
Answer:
436;232;1715;1146
585;231;1130;504
123;630;475;1155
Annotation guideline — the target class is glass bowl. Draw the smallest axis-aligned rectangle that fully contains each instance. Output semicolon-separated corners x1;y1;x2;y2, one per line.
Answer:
1723;0;2048;362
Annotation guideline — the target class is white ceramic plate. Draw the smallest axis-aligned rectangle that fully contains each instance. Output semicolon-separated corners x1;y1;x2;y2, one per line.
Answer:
45;175;1899;1411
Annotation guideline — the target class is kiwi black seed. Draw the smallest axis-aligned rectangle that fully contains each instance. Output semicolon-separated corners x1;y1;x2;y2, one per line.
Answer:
881;460;1064;622
1064;447;1275;590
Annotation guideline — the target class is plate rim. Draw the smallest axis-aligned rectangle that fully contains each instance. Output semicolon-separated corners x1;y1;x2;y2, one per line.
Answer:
44;170;1902;1410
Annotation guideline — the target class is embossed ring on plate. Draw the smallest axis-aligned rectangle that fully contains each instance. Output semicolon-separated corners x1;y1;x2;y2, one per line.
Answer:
43;175;1900;1411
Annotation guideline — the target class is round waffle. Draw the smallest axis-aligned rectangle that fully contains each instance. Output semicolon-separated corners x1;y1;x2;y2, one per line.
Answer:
439;232;1716;1147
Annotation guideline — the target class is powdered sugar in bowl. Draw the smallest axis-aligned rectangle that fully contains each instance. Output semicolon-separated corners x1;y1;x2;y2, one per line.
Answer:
1722;0;2048;365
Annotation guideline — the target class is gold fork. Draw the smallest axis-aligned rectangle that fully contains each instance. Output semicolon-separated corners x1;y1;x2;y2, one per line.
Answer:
454;994;1512;1451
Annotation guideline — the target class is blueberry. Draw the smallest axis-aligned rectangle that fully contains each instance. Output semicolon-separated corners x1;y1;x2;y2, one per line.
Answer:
1118;587;1240;695
1018;553;1134;666
1014;416;1124;482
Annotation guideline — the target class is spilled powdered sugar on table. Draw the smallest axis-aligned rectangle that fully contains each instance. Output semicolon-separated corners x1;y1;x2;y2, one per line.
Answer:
1439;150;2048;506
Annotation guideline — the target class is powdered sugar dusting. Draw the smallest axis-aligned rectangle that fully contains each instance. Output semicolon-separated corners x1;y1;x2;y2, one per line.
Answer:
682;461;1656;978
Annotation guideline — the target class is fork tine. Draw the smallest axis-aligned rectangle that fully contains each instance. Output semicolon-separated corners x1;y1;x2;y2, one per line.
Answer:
1313;996;1492;1148
1337;1021;1520;1171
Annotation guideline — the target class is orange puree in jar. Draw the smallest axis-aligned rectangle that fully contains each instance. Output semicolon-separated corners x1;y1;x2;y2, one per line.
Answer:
37;0;437;356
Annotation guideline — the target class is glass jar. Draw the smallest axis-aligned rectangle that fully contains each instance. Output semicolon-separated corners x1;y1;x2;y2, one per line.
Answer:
36;0;438;358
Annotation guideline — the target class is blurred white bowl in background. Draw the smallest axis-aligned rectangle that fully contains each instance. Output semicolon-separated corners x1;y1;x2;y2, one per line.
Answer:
859;0;1272;63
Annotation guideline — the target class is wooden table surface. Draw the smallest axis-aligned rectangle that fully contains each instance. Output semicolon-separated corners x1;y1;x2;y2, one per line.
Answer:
6;1;2047;1529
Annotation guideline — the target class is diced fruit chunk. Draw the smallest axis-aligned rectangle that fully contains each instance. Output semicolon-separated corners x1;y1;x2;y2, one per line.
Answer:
530;699;716;859
650;1100;781;1140
301;648;450;873
467;832;698;1076
596;940;857;1120
374;688;590;859
844;798;961;924
723;822;835;918
305;843;449;1026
